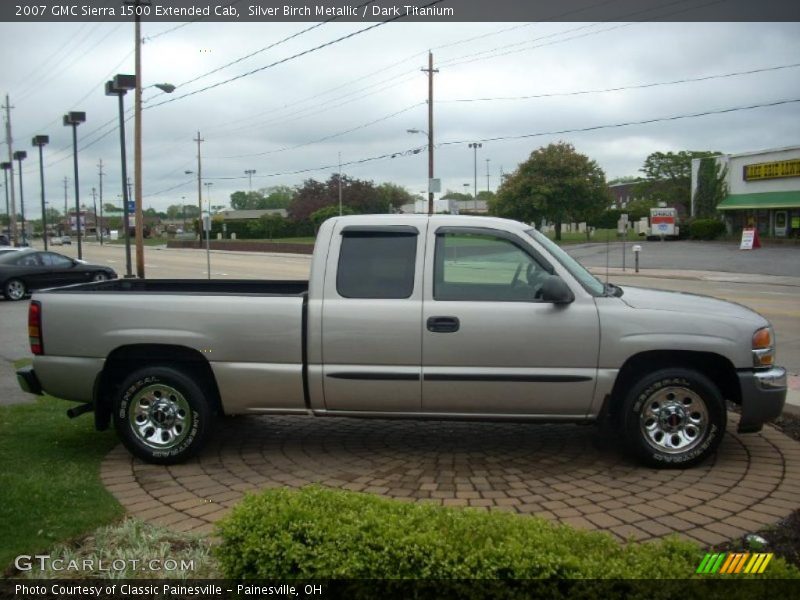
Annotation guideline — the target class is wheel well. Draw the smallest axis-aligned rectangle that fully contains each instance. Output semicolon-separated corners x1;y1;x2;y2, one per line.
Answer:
94;344;223;429
604;350;740;427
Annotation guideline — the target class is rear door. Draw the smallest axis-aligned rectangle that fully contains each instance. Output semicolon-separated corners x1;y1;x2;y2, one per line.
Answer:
421;226;600;416
320;222;427;412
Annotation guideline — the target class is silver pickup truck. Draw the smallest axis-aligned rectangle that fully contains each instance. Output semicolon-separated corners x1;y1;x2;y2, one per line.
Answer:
17;215;787;467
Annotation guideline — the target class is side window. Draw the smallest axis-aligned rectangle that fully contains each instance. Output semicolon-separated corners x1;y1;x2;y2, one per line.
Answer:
434;232;549;302
337;231;417;299
41;253;72;267
15;254;42;267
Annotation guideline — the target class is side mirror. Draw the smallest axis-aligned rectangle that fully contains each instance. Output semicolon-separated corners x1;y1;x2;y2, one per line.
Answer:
540;275;574;304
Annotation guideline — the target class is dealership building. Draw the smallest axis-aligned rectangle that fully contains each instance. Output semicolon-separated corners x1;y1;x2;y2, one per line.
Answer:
692;146;800;238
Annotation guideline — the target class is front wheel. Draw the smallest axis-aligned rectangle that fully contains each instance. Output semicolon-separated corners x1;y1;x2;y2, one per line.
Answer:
113;366;213;464
622;368;725;468
92;272;108;282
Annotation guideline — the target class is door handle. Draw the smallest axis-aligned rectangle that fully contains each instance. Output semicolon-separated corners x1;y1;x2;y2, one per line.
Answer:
427;316;460;333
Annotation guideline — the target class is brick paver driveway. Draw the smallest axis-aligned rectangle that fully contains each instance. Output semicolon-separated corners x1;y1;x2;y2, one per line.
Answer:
101;413;800;545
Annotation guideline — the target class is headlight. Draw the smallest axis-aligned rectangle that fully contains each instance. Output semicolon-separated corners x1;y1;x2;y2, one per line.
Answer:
752;326;775;367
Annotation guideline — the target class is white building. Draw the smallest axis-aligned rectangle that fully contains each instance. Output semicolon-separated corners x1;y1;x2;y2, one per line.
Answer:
692;146;800;238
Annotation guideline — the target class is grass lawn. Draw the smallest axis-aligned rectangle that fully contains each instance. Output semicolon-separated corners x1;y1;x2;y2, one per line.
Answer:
0;393;123;570
545;228;622;245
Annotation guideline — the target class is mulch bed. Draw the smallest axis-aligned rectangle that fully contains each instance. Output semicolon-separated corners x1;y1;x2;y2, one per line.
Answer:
711;412;800;568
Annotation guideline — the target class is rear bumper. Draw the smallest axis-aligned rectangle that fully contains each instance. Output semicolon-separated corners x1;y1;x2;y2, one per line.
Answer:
737;366;787;433
16;365;43;396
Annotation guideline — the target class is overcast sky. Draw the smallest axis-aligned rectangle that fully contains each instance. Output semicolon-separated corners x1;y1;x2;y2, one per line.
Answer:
1;19;799;217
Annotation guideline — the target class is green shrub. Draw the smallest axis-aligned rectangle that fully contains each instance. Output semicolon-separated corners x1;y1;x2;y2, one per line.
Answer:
214;486;800;582
689;219;726;240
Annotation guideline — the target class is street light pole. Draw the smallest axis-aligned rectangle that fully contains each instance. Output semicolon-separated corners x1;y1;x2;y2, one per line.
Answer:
204;182;213;279
1;162;10;235
106;76;135;276
421;52;438;215
13;151;26;246
468;142;482;211
245;169;255;192
32;136;49;250
63;111;86;260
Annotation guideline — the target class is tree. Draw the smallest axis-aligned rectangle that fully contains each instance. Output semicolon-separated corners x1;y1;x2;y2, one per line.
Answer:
103;203;120;212
288;175;404;222
490;142;610;240
376;182;415;212
310;205;356;233
635;150;720;215
693;157;728;218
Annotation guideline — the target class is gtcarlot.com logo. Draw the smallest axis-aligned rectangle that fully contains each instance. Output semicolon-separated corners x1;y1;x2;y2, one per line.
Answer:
696;552;773;575
14;554;195;573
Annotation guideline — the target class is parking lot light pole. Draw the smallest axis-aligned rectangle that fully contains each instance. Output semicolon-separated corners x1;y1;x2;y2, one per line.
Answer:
106;75;135;277
13;151;26;245
1;162;10;234
63;111;86;260
32;136;49;250
468;142;482;211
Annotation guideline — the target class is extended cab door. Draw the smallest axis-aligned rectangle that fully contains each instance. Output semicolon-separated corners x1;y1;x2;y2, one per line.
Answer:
319;221;427;412
421;226;600;416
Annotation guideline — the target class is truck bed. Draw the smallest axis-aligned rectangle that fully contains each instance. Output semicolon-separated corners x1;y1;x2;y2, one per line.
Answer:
46;278;309;296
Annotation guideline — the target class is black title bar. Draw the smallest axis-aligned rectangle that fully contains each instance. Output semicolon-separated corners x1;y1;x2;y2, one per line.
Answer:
2;0;800;23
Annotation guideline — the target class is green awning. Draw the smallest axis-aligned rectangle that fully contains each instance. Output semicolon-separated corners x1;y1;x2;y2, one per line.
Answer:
717;191;800;210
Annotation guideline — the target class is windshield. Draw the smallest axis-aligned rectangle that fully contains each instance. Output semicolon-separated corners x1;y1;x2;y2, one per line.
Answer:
525;229;606;296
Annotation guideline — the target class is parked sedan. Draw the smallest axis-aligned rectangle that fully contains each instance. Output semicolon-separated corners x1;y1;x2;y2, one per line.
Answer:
0;249;117;301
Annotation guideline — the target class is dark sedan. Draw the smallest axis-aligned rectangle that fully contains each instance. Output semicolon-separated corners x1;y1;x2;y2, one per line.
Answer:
0;249;117;301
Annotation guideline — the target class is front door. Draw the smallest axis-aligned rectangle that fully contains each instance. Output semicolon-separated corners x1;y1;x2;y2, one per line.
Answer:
421;226;600;416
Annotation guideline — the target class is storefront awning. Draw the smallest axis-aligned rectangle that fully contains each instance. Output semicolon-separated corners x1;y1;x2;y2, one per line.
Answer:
717;191;800;210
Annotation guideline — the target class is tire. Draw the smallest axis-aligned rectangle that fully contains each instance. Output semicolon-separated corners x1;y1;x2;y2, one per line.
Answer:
3;278;27;301
92;272;108;282
622;368;725;468
113;366;213;464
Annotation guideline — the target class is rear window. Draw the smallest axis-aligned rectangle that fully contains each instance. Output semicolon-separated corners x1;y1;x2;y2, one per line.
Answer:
336;231;417;299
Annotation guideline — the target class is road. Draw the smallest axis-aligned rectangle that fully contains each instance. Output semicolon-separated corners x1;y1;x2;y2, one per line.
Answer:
1;241;798;407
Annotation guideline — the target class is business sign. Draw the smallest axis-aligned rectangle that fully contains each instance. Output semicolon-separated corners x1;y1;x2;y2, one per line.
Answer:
740;227;761;250
649;207;677;236
743;159;800;181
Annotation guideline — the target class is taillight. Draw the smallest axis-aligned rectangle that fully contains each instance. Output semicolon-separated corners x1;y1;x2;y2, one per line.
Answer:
29;301;43;355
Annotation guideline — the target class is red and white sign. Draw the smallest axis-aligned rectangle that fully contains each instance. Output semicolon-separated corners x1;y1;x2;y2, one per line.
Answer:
740;228;761;250
650;207;677;237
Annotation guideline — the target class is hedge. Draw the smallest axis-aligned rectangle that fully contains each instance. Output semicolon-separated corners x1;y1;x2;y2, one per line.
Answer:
689;219;726;240
214;486;800;583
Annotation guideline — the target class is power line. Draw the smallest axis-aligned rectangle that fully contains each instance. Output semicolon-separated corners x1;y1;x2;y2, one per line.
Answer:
172;0;377;93
440;62;800;103
144;0;446;110
213;102;425;160
438;98;800;146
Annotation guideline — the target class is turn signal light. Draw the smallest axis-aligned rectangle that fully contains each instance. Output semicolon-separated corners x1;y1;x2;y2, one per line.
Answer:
752;328;772;349
752;327;774;367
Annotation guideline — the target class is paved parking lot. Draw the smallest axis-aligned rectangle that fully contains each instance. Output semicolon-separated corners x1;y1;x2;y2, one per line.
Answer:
102;413;800;544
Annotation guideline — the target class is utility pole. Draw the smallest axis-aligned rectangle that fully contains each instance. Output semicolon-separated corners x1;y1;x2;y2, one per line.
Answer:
97;159;104;244
193;131;203;245
421;51;438;215
486;158;491;193
129;0;150;277
338;151;342;216
3;95;17;245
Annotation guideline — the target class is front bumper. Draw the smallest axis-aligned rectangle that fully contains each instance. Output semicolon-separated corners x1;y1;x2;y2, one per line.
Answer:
737;366;787;433
16;365;43;396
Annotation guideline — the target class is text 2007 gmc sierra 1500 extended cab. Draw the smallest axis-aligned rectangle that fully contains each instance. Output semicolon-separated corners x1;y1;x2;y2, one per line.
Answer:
17;215;787;467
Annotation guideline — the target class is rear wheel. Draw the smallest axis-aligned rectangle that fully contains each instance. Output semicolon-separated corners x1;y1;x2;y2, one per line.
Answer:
113;366;213;464
622;368;725;468
3;278;26;301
